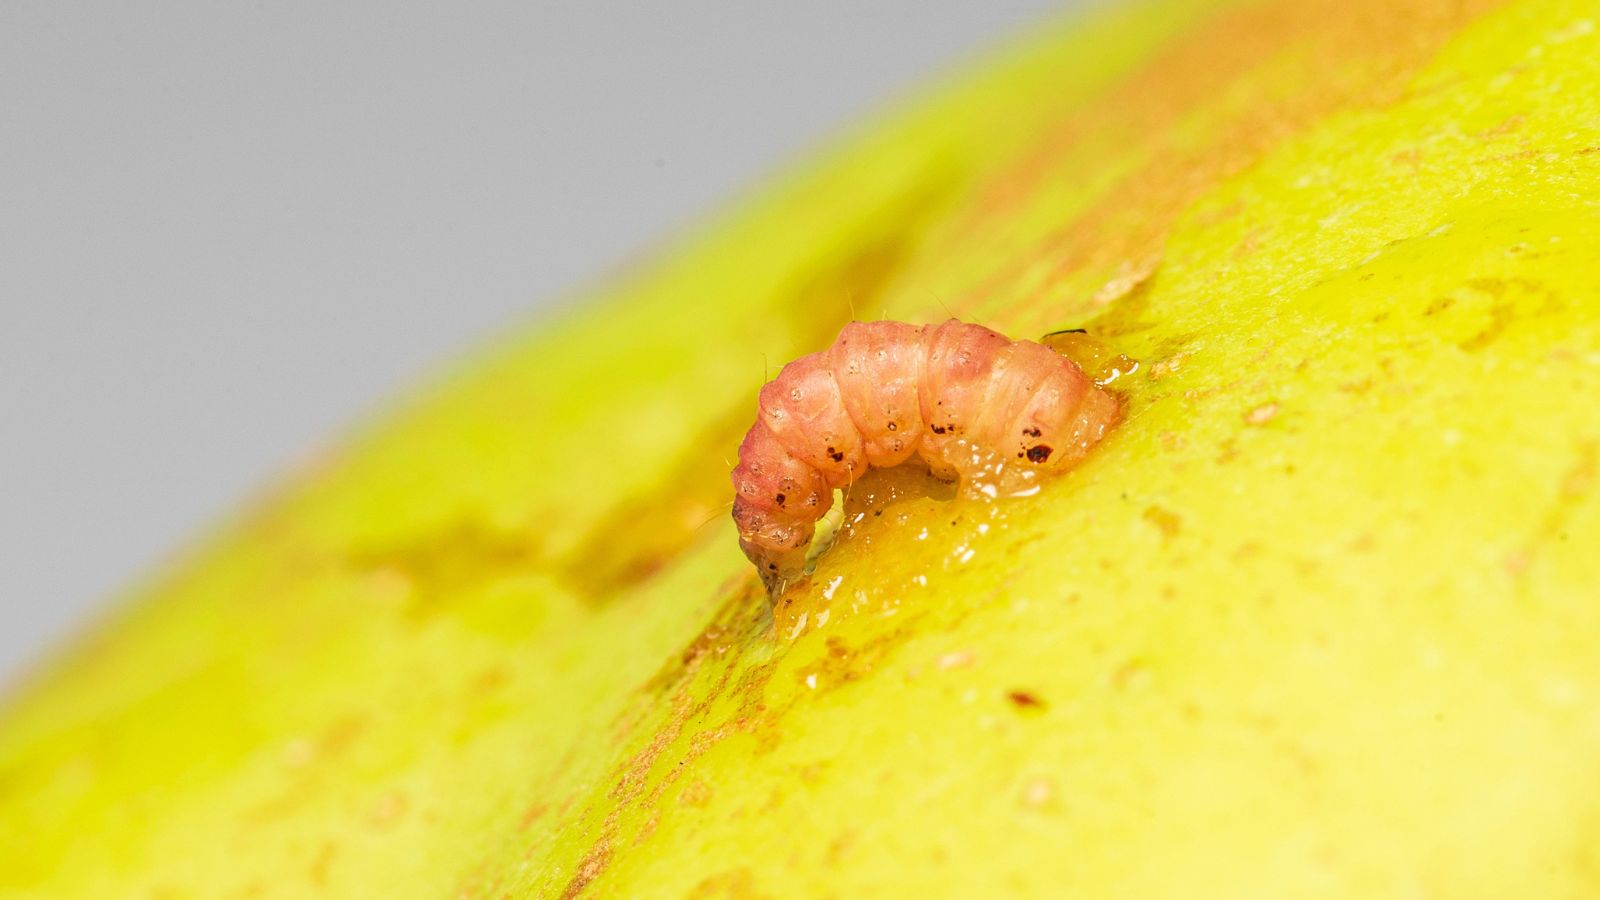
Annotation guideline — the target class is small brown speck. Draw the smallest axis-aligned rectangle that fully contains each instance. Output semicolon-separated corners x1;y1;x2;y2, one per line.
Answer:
679;778;713;808
519;801;550;832
1006;690;1047;710
1143;505;1182;539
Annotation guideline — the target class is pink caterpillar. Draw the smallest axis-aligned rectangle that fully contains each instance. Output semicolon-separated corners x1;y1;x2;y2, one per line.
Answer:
731;319;1121;592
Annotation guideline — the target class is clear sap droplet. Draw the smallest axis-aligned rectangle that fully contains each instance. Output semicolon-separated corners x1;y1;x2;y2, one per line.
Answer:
822;574;845;600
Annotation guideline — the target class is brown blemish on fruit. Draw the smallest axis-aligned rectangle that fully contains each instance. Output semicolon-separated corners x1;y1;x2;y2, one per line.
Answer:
679;778;713;808
470;665;510;697
347;522;541;619
518;801;550;832
558;840;611;900
1006;690;1047;711
1508;441;1598;579
688;867;761;898
539;581;776;893
1423;296;1456;317
1143;505;1183;539
558;401;753;598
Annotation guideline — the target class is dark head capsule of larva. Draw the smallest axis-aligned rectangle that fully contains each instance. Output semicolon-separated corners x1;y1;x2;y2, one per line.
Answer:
730;318;1122;594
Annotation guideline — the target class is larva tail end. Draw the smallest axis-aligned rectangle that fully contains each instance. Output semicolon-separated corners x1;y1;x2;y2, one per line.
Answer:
737;536;809;598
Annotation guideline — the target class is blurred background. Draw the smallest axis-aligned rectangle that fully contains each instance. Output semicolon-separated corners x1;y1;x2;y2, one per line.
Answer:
0;2;1075;686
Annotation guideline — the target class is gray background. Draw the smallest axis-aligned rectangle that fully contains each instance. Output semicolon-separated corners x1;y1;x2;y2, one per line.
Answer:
0;1;1073;687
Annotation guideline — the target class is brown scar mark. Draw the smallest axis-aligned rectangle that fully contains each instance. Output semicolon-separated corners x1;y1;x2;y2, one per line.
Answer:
558;840;611;900
1472;114;1525;140
559;401;752;601
1006;690;1048;710
678;778;713;808
346;523;542;619
690;868;761;898
1143;505;1183;539
1508;441;1598;579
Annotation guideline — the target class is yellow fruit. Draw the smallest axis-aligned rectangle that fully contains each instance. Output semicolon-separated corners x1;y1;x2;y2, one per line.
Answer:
4;0;1598;895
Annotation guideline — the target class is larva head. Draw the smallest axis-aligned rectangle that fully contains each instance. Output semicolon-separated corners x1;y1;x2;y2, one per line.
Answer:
732;505;811;593
826;320;927;468
756;352;867;487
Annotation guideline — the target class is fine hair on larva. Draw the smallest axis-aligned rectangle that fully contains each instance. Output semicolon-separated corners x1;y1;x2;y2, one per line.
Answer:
730;319;1121;594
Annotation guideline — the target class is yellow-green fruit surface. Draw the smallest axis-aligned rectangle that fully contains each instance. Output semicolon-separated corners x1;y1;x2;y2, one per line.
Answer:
3;0;1599;895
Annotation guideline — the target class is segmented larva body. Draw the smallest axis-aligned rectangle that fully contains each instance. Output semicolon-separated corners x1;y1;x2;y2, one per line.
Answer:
731;319;1120;591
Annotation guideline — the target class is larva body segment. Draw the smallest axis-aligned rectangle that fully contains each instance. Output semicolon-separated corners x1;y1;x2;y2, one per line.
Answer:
917;320;1016;479
826;320;926;469
732;319;1120;592
756;354;868;488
